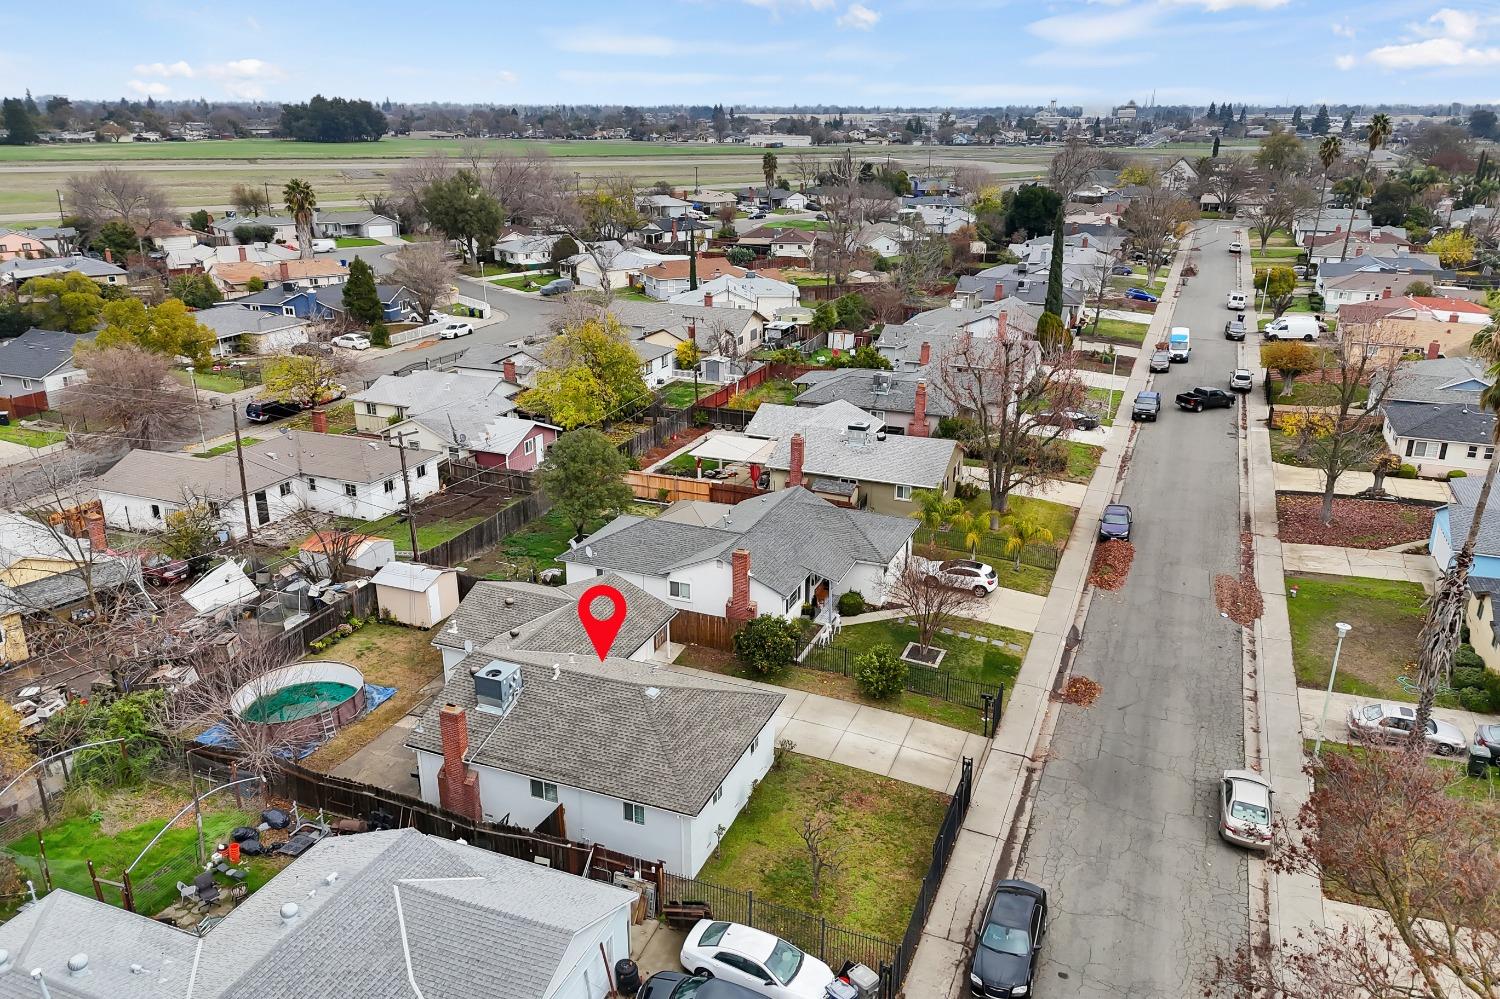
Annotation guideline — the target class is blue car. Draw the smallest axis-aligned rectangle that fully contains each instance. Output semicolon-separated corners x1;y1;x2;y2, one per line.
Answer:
1126;287;1160;303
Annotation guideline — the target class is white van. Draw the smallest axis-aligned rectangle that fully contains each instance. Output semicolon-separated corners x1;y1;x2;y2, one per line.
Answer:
311;238;337;254
1226;290;1247;311
1263;314;1323;341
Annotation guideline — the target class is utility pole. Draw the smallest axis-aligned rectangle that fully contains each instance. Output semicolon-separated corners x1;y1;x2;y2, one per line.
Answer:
232;408;255;542
55;189;65;224
263;181;273;216
394;431;420;558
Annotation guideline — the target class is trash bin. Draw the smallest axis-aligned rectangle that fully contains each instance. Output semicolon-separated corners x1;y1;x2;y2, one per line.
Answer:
0;412;10;426
614;959;640;997
1468;743;1492;778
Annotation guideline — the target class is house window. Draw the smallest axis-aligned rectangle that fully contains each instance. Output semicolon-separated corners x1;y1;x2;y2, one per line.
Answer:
785;590;800;612
1405;440;1446;460
394;406;407;420
669;580;692;600
306;477;317;490
523;437;536;455
150;504;162;520
712;784;723;805
529;779;558;802
415;464;427;478
364;403;379;416
623;802;645;825
870;410;885;420
894;484;914;501
751;735;760;755
344;483;358;497
279;482;292;497
384;479;396;493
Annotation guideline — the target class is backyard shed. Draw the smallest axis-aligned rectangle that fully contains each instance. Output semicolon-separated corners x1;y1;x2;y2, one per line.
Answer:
372;561;459;627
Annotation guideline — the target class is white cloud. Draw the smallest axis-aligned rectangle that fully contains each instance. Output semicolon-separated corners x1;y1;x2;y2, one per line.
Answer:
836;3;880;29
1366;9;1500;69
1164;0;1288;9
133;60;194;78
200;59;284;99
1027;4;1153;46
1331;21;1356;38
556;32;677;56
742;0;837;8
1427;8;1480;40
497;70;518;84
126;79;171;97
1335;53;1357;69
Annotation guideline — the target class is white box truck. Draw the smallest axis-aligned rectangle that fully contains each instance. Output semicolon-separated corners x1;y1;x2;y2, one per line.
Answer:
1168;326;1191;362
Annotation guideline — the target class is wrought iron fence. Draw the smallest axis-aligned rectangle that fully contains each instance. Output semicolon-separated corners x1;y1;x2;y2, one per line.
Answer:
803;643;1006;721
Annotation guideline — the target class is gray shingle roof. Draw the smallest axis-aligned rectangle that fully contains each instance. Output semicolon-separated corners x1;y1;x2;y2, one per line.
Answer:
0;255;125;281
408;651;781;815
744;400;882;439
352;370;514;409
559;516;737;575
1381;356;1490;406
0;327;87;378
791;369;954;417
195;305;308;339
762;424;957;489
1444;475;1500;558
1384;401;1497;446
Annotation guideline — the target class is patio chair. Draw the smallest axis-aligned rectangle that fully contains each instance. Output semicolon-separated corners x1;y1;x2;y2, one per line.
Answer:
176;881;197;905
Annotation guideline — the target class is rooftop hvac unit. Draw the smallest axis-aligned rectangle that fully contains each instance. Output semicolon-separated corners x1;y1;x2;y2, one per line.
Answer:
474;660;524;714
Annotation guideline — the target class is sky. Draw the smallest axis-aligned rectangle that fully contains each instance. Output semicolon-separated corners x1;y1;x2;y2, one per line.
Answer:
3;0;1499;111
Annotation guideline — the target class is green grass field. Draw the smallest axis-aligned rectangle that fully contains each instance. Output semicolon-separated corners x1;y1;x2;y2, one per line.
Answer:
0;138;768;163
0;424;66;448
913;493;1074;595
1082;317;1151;343
806;618;1026;687
335;236;381;247
761;219;829;231
1285;573;1432;704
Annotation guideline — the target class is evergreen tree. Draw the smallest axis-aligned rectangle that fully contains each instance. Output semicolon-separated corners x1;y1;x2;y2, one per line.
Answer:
1212;134;1221;158
1341;111;1354;136
1311;105;1330;135
1207;101;1217;119
341;257;383;325
1045;206;1065;319
0;98;39;145
1291;106;1303;129
23;89;38;116
1238;105;1247;124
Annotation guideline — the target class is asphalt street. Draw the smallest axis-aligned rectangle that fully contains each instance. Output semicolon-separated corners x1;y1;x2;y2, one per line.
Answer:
1011;221;1251;998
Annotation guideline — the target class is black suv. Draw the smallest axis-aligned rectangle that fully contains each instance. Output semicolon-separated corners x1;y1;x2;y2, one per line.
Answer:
1224;315;1248;341
245;398;301;423
1132;391;1161;422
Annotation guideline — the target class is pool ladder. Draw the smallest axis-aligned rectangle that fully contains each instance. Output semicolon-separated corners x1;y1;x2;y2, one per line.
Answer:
317;710;337;743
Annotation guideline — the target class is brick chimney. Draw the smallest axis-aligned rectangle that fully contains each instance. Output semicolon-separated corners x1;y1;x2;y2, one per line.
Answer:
703;291;713;307
687;319;697;342
103;248;113;264
1355;245;1364;257
437;704;480;821
503;358;517;383
279;261;291;282
908;380;930;437
725;549;758;621
84;512;106;550
1081;235;1089;248
993;282;1004;302
1381;286;1391;299
238;245;247;262
1427;340;1441;360
310;408;329;433
996;310;1008;337
788;432;805;488
919;341;931;365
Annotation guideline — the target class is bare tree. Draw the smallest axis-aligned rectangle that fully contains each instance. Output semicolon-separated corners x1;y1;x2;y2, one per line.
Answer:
229;183;271;217
1121;180;1195;282
390;153;454;233
482;149;574;226
60;345;197;451
934;318;1088;519
1203;748;1500;999
1195;154;1258;215
1246;178;1317;251
888;560;983;653
951;165;991;198
797;812;842;903
289;510;370;583
65;167;171;250
1046;138;1107;201
788;151;820;193
389;241;459;318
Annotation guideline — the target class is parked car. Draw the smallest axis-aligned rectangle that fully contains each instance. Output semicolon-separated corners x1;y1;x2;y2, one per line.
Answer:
438;322;474;339
1126;287;1160;303
330;333;371;350
1226;291;1247;311
968;880;1047;999
539;278;575;297
1228;241;1242;254
1175;386;1235;412
680;920;834;999
1218;769;1273;850
1148;350;1172;373
641;972;761;999
1229;369;1254;392
1224;316;1248;341
1035;409;1100;431
1293;264;1310;278
1263;315;1325;341
1346;701;1467;755
140;553;191;586
815;212;828;221
1098;503;1132;541
916;556;998;596
1111;264;1134;275
1475;723;1500;759
1131;391;1161;422
245;397;301;423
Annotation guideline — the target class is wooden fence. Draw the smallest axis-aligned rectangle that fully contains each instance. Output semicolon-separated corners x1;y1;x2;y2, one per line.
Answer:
669;609;745;651
257;585;378;665
0;391;50;420
416;490;552;567
625;471;713;503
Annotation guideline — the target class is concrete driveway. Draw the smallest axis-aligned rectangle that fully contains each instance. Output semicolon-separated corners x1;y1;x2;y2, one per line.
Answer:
1010;222;1251;998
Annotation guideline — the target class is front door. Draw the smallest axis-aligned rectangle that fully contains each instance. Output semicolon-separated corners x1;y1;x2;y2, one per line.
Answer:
254;491;270;525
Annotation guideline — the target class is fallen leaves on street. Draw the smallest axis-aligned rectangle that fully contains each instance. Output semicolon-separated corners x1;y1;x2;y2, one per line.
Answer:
1214;531;1265;627
1058;676;1102;707
1089;540;1134;590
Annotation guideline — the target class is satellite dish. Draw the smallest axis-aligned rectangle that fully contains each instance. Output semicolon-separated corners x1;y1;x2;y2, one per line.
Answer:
456;433;468;445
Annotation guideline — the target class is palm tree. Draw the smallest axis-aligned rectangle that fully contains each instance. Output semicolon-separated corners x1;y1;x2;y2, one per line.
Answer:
1340;113;1391;262
761;151;778;201
283;178;317;261
951;509;988;559
1002;515;1054;572
913;488;961;534
1308;136;1342;267
1410;359;1500;749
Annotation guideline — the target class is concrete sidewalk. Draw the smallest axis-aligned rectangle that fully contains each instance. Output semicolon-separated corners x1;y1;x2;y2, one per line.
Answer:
1282;543;1436;588
1272;462;1451;503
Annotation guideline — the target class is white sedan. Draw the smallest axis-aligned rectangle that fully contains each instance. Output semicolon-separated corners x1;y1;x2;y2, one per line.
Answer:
1218;769;1273;850
330;333;371;351
438;321;474;339
1227;241;1243;254
679;920;834;998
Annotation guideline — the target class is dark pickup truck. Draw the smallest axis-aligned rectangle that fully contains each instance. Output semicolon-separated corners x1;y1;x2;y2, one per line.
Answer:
1175;386;1235;412
1131;391;1161;422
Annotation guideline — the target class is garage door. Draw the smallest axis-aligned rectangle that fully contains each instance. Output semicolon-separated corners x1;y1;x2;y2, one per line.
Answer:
364;224;395;238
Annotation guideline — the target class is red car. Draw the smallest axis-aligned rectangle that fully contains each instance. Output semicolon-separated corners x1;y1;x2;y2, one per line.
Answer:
140;553;191;586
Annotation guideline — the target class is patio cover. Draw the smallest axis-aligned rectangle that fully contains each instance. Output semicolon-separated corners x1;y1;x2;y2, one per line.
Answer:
688;434;775;464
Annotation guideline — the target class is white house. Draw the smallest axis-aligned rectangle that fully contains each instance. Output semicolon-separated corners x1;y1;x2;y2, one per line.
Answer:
669;273;799;315
195;304;310;356
767;228;816;260
1379;355;1497;479
95;432;440;540
0;254;127;288
637;193;693;219
561;242;681;290
782;192;810;212
350;370;517;436
639;257;762;301
493;232;564;269
856;222;916;258
561;487;917;624
414;574;780;876
633;338;677;387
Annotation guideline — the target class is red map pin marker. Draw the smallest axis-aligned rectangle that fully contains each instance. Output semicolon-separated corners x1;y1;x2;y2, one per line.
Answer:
578;584;626;661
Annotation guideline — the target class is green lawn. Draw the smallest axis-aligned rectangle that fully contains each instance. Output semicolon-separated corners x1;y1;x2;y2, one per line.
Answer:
495;271;558;292
696;753;949;942
761;219;829;231
0;423;66;448
4;788;282;918
352;511;491;552
1268;378;1369;407
966;441;1102;485
1086;386;1122;426
913;493;1074;596
659;380;713;408
174;368;257;394
614;289;657;302
335;237;381;247
1285;573;1435;704
725;378;799;411
1080;317;1150;344
807;618;1027;687
1251;246;1305;260
1310;740;1498;803
192;437;260;458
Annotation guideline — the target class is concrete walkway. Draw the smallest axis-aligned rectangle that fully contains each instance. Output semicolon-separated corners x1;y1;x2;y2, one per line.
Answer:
1282;543;1437;587
958;464;1089;508
662;659;988;794
1076;368;1130;391
1297;687;1498;749
1272;462;1452;503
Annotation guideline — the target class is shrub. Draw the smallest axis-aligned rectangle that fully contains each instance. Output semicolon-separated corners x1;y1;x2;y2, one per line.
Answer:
1458;687;1494;713
369;321;390;348
954;481;980;501
1396;463;1418;479
1454;644;1485;673
1448;469;1467;479
936;415;978;440
1452;666;1487;691
837;590;866;616
853;647;908;699
732;615;801;676
1307;292;1325;312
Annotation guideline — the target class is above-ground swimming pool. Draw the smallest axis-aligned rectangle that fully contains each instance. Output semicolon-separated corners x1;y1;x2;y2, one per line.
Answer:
229;661;367;744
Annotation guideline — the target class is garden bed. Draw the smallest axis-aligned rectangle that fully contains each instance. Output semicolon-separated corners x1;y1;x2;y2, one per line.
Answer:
1276;495;1434;549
